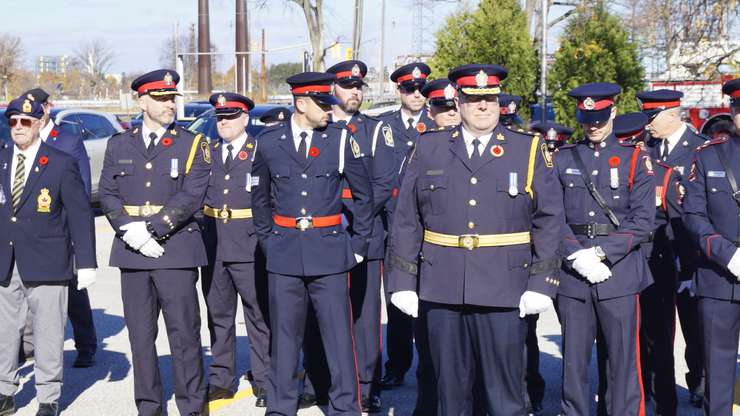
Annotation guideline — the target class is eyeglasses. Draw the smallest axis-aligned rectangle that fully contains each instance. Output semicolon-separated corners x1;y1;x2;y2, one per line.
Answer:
216;112;243;122
461;94;499;104
9;118;34;128
399;85;422;94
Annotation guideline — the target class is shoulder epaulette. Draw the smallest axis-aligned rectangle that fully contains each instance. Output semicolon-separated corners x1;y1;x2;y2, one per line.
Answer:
505;124;540;137
618;140;638;148
696;136;727;152
421;125;454;135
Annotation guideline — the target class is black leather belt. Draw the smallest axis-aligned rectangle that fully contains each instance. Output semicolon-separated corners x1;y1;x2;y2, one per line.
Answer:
569;223;616;238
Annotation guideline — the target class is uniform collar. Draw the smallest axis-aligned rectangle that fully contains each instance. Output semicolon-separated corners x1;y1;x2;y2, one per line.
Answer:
400;108;422;126
222;132;248;153
39;120;54;142
142;122;167;142
664;122;687;151
13;137;42;160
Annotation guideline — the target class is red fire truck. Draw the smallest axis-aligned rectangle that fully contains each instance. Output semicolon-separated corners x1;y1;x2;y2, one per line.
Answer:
649;74;736;137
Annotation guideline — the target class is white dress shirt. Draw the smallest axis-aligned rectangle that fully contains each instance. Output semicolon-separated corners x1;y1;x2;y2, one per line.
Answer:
10;138;42;188
660;123;687;158
290;115;313;157
461;127;493;158
222;133;248;163
141;123;167;147
39;120;54;142
400;109;422;129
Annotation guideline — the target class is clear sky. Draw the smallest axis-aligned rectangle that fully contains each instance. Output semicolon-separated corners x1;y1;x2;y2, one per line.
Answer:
8;0;473;74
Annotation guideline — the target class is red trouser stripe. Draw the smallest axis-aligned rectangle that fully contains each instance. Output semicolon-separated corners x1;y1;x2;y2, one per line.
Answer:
635;295;646;416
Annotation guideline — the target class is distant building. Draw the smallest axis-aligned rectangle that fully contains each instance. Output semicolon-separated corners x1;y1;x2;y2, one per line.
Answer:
36;55;69;74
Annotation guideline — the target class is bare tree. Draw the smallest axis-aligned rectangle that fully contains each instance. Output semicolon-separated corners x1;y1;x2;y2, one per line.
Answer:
0;34;23;100
615;0;740;79
290;0;327;71
73;39;115;98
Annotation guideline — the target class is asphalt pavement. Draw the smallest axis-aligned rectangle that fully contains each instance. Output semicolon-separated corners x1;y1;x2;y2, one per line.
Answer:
7;216;735;415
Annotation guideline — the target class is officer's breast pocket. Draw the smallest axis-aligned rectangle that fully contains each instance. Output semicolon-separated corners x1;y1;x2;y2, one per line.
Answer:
605;185;629;209
113;164;135;185
706;178;734;216
419;176;448;215
563;180;587;212
495;178;531;220
315;167;340;200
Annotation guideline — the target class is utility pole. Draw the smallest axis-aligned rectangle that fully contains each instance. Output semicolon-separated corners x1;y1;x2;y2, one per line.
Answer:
379;0;386;96
260;28;267;102
197;0;212;95
351;0;364;60
235;0;249;95
539;0;547;123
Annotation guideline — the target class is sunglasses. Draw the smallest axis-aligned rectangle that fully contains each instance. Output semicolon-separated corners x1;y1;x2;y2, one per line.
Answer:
462;94;499;103
9;118;35;128
399;85;422;94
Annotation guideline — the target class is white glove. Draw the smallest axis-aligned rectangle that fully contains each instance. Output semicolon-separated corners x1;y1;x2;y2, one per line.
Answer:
518;290;553;318
76;268;97;290
120;221;152;250
586;262;612;284
139;238;165;258
677;280;695;297
567;247;603;280
728;249;740;279
354;253;364;264
390;290;419;318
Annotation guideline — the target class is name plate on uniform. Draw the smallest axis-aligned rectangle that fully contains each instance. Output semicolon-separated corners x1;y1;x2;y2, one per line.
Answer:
426;169;444;176
707;170;726;178
565;168;581;175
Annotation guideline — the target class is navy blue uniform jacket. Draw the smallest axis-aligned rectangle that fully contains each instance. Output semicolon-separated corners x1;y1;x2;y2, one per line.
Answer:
0;141;96;281
251;120;374;277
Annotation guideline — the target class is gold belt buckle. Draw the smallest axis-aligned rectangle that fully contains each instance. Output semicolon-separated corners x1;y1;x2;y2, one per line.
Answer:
458;234;480;250
219;205;231;223
140;204;153;217
296;216;313;231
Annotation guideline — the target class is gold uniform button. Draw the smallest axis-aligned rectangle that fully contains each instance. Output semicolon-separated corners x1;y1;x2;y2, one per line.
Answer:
468;222;475;229
470;177;478;185
225;174;230;181
223;189;229;195
145;182;151;187
145;162;153;170
469;199;477;207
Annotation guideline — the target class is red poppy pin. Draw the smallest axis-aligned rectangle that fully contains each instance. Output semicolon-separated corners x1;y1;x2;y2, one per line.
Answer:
391;187;399;198
238;150;248;160
39;156;49;166
49;129;58;138
309;147;320;157
491;144;504;157
608;156;620;168
161;137;173;147
347;123;357;134
416;123;426;133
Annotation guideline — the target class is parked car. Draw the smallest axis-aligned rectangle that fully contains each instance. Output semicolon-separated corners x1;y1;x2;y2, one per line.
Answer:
187;104;291;141
0;108;125;203
129;101;213;130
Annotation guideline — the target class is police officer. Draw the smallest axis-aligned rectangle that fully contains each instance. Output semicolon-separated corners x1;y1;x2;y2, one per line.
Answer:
388;63;563;415
260;107;291;127
199;92;270;407
554;83;655;416
251;71;374;416
683;77;740;416
324;60;395;412
531;121;573;153
99;69;211;416
637;89;706;409
499;94;525;128
377;62;435;391
422;78;461;127
22;87;97;368
0;95;96;416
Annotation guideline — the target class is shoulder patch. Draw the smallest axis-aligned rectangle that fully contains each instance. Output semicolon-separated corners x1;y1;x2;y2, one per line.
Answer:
350;136;361;158
540;142;553;168
382;124;394;146
642;154;654;175
201;139;212;164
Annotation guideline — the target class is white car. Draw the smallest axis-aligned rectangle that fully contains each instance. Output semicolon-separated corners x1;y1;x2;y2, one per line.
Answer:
52;109;125;203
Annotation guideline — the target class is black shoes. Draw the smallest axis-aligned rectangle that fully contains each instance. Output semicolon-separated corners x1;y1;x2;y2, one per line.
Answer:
297;393;327;409
0;395;14;416
253;386;267;408
36;402;59;416
207;385;234;402
72;352;95;368
527;402;543;415
379;373;404;390
361;395;382;413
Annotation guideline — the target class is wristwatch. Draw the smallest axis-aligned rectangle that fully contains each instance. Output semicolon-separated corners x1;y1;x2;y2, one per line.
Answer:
594;246;607;260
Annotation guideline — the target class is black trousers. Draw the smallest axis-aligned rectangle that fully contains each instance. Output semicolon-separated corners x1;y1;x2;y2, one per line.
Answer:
676;290;705;397
349;259;382;398
201;259;270;390
68;279;97;355
423;301;526;416
558;292;644;416
267;272;360;416
120;268;206;416
698;297;740;416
